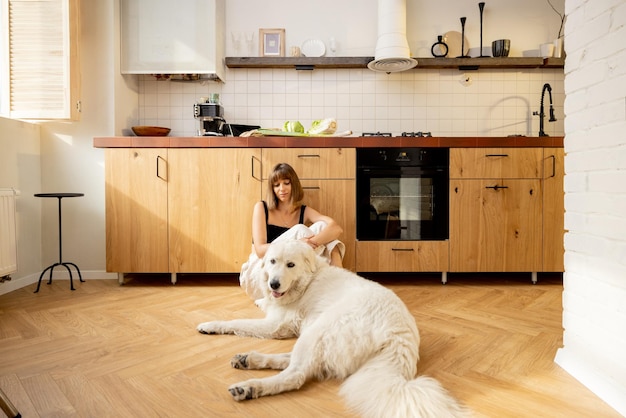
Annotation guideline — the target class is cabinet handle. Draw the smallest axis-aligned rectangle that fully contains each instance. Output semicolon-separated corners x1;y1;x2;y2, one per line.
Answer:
391;248;414;252
303;186;321;190
547;155;556;178
156;155;167;181
251;155;261;181
485;185;508;190
485;154;509;157
297;154;321;159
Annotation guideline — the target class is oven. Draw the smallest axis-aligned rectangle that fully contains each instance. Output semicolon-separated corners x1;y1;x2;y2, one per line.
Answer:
356;148;449;241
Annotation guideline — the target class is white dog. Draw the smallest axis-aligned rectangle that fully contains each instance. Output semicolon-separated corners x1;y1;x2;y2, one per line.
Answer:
197;240;469;418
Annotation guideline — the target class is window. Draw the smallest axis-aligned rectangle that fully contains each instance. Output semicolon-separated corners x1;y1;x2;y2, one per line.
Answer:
0;0;80;120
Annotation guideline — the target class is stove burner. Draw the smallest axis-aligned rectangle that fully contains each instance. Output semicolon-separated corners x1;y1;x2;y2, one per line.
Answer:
401;131;433;137
361;132;392;137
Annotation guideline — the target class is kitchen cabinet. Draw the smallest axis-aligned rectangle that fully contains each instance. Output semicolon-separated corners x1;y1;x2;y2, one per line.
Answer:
99;139;564;283
261;148;356;270
356;241;449;273
449;148;544;278
261;148;355;179
542;148;565;271
105;148;262;282
105;148;169;276
168;149;262;273
120;0;225;80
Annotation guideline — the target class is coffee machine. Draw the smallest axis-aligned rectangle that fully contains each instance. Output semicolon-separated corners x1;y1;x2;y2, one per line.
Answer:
193;99;226;136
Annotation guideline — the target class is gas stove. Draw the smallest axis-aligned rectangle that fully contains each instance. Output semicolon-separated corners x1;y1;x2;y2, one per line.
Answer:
401;131;432;137
361;131;433;137
361;132;393;137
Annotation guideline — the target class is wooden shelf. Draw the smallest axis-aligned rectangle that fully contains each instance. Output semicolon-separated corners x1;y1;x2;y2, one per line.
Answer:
225;56;564;71
225;56;373;69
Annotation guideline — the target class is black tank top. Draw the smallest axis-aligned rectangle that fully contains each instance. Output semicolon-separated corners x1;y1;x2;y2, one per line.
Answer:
263;201;306;243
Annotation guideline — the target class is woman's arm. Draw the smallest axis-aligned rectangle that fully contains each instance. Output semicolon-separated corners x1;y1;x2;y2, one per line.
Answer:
251;201;270;258
302;206;343;247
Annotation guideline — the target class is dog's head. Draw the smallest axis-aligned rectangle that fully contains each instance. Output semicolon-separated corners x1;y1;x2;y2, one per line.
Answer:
260;240;321;304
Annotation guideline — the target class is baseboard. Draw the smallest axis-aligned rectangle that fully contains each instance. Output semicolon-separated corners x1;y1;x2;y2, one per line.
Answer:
555;347;626;416
0;270;118;296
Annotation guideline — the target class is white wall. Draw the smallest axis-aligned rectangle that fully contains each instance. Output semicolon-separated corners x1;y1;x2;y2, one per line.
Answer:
0;0;138;295
554;0;626;415
2;1;566;277
137;0;567;137
0;118;42;294
226;0;563;58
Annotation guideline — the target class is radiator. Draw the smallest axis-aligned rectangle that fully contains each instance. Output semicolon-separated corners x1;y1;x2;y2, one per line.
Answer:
0;188;18;277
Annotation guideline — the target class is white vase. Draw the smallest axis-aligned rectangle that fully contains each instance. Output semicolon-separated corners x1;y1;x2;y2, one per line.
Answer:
553;38;564;58
541;43;555;58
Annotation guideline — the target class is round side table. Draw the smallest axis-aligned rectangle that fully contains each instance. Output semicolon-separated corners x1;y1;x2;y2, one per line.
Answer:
34;193;85;292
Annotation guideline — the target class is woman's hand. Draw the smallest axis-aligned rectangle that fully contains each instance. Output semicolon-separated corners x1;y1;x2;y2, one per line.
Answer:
300;236;319;249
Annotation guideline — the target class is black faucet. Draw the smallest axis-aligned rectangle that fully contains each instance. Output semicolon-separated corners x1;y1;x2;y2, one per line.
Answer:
533;83;557;136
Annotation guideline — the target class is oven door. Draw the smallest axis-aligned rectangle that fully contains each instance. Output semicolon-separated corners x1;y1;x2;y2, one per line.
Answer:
357;166;448;240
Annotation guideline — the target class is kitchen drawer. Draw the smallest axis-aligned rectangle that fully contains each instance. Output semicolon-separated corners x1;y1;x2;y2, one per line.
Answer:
262;148;355;179
450;148;542;179
356;241;449;272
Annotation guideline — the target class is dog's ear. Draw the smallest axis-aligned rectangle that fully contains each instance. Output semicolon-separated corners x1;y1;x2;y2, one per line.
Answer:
302;244;319;274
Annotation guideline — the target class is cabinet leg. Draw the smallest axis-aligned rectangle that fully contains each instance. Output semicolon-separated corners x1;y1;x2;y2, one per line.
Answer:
171;273;177;285
531;272;538;284
118;272;125;285
441;272;448;284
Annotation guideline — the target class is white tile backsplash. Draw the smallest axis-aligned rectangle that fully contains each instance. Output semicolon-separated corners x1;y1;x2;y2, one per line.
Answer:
137;67;565;138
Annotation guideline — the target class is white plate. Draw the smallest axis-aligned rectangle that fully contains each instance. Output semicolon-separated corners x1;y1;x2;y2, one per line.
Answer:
436;31;469;57
301;39;326;57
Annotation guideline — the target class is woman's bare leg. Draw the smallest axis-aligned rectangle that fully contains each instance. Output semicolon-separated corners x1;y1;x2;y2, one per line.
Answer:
330;246;343;267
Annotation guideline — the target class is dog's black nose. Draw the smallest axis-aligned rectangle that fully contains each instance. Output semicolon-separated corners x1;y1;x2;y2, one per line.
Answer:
269;279;280;290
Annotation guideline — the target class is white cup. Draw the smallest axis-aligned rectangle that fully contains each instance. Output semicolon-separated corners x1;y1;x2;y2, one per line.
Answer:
540;43;555;58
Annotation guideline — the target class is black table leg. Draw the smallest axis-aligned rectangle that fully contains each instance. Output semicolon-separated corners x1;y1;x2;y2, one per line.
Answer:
33;193;85;293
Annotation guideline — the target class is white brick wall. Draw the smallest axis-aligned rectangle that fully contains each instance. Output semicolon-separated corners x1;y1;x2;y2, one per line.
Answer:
555;0;626;415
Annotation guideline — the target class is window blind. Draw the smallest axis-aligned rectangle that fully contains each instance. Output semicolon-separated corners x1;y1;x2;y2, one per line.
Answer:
4;0;79;120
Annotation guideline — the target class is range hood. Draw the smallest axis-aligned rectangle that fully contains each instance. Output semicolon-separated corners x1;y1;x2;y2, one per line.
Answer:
368;0;417;73
120;0;225;82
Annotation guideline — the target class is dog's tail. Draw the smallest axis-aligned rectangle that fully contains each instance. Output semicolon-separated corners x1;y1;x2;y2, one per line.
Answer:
339;349;469;418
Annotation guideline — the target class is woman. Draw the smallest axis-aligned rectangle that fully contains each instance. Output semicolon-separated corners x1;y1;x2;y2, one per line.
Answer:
240;163;345;302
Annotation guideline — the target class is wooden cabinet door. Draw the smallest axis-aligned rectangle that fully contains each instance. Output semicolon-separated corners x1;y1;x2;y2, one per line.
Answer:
356;241;449;272
300;179;356;271
450;148;542;179
450;178;542;272
105;148;169;272
168;148;262;273
543;148;564;271
262;148;355;179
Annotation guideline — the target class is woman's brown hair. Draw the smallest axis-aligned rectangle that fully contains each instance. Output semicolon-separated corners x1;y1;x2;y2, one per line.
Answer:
266;163;304;210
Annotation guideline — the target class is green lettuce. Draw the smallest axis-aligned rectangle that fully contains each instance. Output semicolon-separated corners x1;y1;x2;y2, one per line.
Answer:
283;121;305;133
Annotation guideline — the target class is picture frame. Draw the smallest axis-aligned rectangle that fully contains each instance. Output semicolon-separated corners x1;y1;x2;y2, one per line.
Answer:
259;28;285;57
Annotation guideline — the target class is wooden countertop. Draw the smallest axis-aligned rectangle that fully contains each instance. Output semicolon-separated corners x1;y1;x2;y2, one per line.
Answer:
93;136;564;148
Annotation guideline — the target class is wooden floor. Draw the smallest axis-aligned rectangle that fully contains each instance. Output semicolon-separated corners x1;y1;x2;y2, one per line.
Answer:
0;273;620;418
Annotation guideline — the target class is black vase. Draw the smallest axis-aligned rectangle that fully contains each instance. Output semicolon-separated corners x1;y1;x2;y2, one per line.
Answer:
458;17;469;58
479;2;487;57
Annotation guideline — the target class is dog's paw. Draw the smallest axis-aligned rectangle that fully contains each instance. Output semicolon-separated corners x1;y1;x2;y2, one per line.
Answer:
231;353;249;369
254;298;268;312
197;321;223;334
228;383;256;401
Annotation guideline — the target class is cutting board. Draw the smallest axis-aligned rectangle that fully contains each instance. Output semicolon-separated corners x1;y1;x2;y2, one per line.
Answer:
255;129;352;137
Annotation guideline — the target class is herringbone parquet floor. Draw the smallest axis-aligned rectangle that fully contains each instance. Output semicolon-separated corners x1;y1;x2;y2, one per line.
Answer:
0;273;620;418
